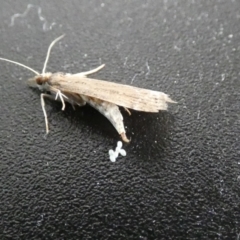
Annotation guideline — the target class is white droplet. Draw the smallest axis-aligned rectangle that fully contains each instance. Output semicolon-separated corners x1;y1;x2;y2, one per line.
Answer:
110;155;116;162
115;147;121;153
119;149;126;156
114;151;119;158
117;141;123;148
109;149;114;156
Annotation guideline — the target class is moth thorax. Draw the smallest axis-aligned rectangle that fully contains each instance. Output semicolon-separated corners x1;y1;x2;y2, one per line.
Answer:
35;73;52;85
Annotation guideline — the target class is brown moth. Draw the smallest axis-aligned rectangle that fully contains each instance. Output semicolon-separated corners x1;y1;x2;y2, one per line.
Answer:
0;35;176;142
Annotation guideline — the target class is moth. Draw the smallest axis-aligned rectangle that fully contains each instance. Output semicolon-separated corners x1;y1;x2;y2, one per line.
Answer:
0;35;176;142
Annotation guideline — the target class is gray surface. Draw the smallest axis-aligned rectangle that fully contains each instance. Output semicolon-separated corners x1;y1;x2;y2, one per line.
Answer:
0;0;239;239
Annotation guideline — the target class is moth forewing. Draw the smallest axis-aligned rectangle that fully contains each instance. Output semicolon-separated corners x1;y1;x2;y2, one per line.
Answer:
48;73;176;113
45;72;176;142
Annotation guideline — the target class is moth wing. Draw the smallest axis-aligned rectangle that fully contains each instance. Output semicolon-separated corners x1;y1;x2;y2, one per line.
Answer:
49;74;175;112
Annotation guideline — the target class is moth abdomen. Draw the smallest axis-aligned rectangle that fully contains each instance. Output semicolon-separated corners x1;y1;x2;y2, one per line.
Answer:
82;95;130;142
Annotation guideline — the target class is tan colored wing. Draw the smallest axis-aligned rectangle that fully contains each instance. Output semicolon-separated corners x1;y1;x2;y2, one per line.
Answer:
49;73;176;112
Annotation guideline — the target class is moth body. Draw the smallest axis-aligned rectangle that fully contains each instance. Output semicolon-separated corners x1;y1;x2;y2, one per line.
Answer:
28;72;130;142
0;35;176;143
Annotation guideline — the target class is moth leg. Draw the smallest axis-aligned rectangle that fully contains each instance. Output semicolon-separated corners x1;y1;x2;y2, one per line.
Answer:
75;64;105;77
71;104;76;110
123;107;131;116
40;93;53;134
55;90;68;111
71;101;85;110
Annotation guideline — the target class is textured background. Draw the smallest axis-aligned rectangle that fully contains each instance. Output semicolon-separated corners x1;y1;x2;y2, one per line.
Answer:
0;0;239;239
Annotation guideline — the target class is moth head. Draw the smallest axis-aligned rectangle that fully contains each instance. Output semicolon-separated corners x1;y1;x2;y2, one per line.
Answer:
27;73;52;89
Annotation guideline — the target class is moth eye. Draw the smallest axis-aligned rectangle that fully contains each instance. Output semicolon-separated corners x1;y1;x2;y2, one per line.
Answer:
35;77;43;85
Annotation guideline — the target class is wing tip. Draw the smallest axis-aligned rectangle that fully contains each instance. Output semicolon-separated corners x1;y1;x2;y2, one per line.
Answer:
164;94;177;104
155;93;177;111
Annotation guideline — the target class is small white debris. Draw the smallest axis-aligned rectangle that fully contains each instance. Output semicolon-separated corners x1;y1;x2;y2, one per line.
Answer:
110;155;116;162
109;149;114;155
117;141;123;148
114;151;119;158
109;150;116;162
119;149;126;156
108;141;126;162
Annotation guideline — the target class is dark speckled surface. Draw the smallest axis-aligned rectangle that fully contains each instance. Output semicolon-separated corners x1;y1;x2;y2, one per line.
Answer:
0;0;240;239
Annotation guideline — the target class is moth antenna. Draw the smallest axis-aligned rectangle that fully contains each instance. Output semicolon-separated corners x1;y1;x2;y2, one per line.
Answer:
42;34;65;74
0;57;39;75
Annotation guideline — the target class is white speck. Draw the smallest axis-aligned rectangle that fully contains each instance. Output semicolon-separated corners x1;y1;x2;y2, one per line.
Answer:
131;73;138;84
228;34;233;38
109;141;126;162
174;45;181;51
84;53;88;57
197;110;200;119
116;146;120;151
124;57;128;66
117;141;123;148
221;73;225;81
101;3;105;7
114;150;119;158
110;155;116;162
109;149;117;162
145;61;150;77
109;149;114;156
119;149;126;156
